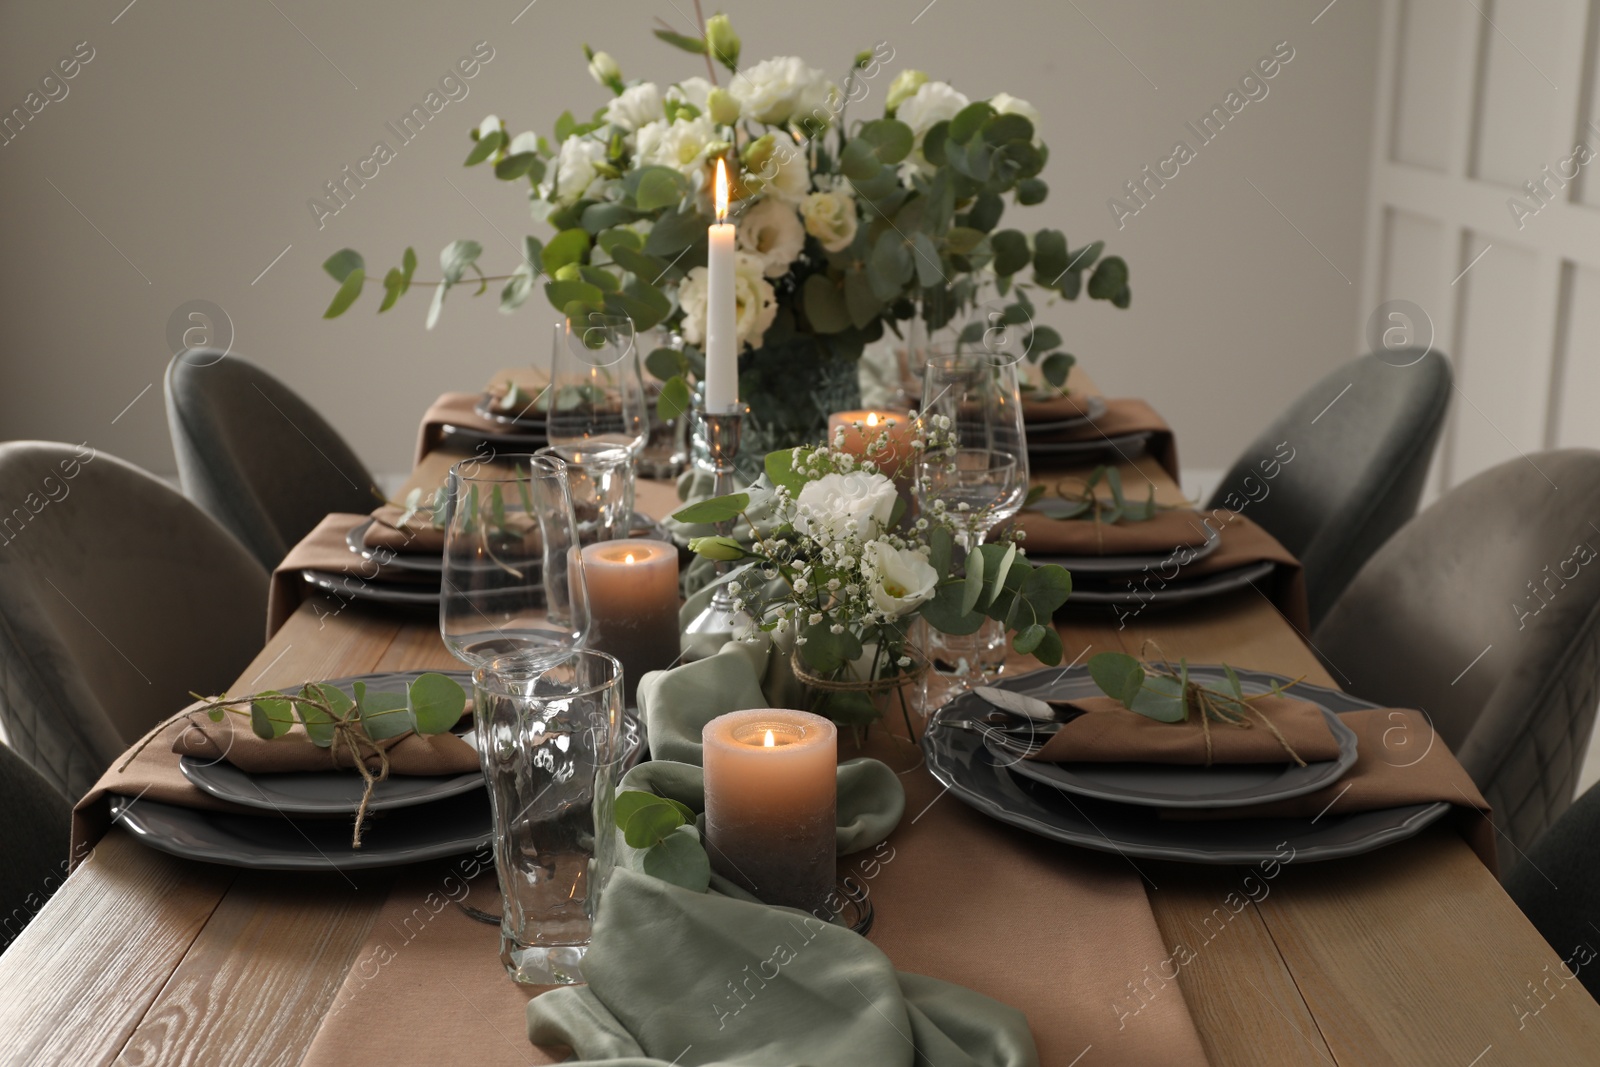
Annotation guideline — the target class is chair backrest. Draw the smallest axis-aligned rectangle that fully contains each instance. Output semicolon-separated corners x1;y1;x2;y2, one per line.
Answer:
1314;449;1600;853
164;351;379;569
1505;781;1600;990
0;442;267;799
1206;349;1451;628
0;741;71;953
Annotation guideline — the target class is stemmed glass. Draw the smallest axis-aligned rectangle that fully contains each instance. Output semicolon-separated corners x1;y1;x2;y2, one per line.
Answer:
915;350;1030;702
440;454;589;668
544;314;648;538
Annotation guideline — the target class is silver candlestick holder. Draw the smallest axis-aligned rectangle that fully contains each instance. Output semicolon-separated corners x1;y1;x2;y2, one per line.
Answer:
681;404;749;661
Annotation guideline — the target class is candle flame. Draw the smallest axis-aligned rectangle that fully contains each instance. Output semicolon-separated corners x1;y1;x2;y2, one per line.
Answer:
763;729;775;748
866;412;880;428
625;553;635;564
714;158;729;222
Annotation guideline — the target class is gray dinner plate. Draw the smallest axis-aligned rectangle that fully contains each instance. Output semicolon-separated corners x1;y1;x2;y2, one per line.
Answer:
985;675;1360;808
1065;560;1277;607
1030;520;1222;576
1027;429;1152;459
1022;395;1109;434
300;568;441;606
109;787;492;871
438;421;549;451
924;665;1451;864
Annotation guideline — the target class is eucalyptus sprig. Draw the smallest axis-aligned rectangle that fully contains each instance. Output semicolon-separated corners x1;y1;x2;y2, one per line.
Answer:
1026;465;1161;525
124;674;468;847
1087;651;1306;766
615;789;711;891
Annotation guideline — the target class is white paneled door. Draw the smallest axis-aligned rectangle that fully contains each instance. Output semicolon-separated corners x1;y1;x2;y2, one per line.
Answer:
1361;0;1600;493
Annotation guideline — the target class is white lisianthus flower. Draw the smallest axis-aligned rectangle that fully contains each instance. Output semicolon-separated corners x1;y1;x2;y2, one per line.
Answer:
862;542;938;618
604;83;665;131
989;92;1042;142
667;76;715;113
477;114;506;140
507;131;540;155
587;51;622;90
799;188;858;252
547;135;607;204
765;141;811;203
636;115;720;181
737;198;806;278
794;471;899;543
676;251;777;350
732;56;834;126
896;81;969;141
885;70;929;113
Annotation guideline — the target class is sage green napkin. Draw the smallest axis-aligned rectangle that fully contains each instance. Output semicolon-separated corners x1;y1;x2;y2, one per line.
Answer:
630;639;901;855
525;869;1040;1067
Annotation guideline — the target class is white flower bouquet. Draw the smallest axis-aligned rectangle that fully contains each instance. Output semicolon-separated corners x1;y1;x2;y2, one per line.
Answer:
674;420;1072;727
320;11;1131;452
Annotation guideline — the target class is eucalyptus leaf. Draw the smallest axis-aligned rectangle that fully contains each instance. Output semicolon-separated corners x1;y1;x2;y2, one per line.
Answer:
1041;352;1076;388
322;249;364;284
634;166;688;212
920;581;985;635
960;546;986;616
643;210;704;256
1032;625;1064;665
1017;178;1048;205
624;800;684;848
656;375;691;421
250;693;294;740
645;346;688;381
911;232;944;289
642;826;711;892
802;273;851;334
407;672;466;734
990;230;1030;276
672;492;749;525
1088;652;1145;707
1088;255;1129;300
494;152;541;181
614;789;667;832
359;689;416;741
1131;673;1188;723
464;128;504;166
948;102;996;145
439;240;483;286
989;542;1017;605
542;229;591;274
323;268;364;319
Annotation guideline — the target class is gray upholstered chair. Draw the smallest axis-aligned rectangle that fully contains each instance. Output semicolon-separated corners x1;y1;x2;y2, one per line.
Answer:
1206;349;1451;628
0;442;267;799
1314;449;1600;856
164;351;380;569
0;742;71;953
1505;781;1600;995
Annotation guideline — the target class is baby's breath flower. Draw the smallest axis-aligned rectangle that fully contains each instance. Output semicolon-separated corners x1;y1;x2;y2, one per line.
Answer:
808;612;823;625
829;623;844;635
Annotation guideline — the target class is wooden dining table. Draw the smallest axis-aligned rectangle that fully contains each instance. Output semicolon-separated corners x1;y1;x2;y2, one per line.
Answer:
4;433;1599;1065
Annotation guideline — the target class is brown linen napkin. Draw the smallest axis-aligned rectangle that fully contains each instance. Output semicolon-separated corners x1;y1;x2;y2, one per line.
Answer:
1022;392;1097;422
1076;511;1311;633
1168;708;1498;873
268;513;436;638
362;504;447;554
415;392;532;463
1025;694;1342;765
173;709;476;776
1028;397;1180;480
1018;507;1215;557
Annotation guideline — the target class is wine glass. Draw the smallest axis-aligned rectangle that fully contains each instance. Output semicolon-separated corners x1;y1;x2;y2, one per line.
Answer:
546;313;647;455
440;454;589;668
915;349;1030;702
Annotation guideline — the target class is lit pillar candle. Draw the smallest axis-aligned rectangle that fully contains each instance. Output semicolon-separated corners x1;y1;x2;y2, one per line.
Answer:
827;409;914;475
577;538;680;704
703;709;836;913
704;158;739;414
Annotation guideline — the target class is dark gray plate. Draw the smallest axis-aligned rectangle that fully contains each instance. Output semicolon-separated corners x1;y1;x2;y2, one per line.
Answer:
1026;429;1152;460
1066;560;1276;607
473;390;549;429
1022;395;1109;434
300;569;441;606
345;518;444;573
438;421;548;451
1031;520;1222;576
985;673;1360;808
924;665;1451;864
109;787;491;871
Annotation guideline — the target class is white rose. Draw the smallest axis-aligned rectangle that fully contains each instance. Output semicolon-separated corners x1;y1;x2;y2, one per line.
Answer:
862;542;938;618
548;136;607;204
990;92;1042;142
794;471;899;543
799;188;858;252
676;251;777;350
604;83;664;132
896;81;969;140
667;76;715;113
737;197;806;278
732;56;834;126
636;115;720;181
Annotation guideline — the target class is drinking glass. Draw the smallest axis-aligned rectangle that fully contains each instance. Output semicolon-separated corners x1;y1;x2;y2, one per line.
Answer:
536;442;634;545
916;351;1030;704
474;649;623;985
440;454;589;668
546;313;648;455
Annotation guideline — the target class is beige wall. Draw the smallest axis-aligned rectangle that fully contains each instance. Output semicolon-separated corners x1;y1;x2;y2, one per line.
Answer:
0;0;1380;478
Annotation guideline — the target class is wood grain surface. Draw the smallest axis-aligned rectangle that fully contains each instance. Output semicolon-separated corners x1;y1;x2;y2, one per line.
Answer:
5;449;1598;1066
